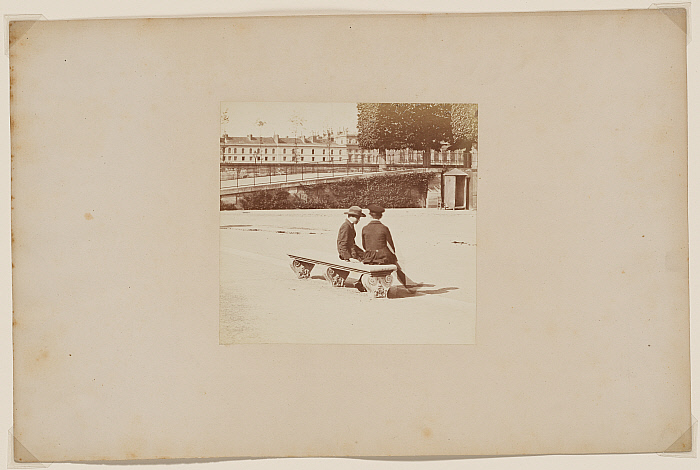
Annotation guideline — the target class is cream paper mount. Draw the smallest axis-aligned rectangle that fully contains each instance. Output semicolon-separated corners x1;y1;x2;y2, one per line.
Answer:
10;10;690;460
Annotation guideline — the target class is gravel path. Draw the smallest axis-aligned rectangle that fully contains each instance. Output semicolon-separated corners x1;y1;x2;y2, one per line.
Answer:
220;209;476;344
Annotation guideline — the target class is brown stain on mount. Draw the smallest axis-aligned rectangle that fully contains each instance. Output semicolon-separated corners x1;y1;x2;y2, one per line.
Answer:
422;427;433;438
84;213;94;220
36;349;49;363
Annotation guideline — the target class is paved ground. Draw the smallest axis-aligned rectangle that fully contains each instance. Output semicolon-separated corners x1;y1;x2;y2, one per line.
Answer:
219;208;476;344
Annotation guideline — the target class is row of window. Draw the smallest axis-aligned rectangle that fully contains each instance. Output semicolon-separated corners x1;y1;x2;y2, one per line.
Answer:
221;155;345;162
221;155;384;164
222;147;346;155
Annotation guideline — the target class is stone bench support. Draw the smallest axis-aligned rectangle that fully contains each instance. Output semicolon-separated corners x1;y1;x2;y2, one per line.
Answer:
288;250;396;299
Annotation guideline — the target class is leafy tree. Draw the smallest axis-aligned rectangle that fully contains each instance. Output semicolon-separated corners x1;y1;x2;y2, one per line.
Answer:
220;110;229;136
289;113;306;163
451;103;478;150
396;103;452;166
357;103;453;167
357;103;386;163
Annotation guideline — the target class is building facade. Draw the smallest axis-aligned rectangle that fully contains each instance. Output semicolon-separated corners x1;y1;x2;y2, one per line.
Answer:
220;130;380;164
220;131;478;209
220;130;470;166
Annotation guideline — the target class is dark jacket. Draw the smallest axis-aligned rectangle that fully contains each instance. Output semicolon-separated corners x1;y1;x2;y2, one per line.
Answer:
337;219;364;261
361;220;397;265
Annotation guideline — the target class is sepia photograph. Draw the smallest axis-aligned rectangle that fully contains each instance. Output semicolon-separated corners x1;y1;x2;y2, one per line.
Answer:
6;4;693;462
220;102;478;344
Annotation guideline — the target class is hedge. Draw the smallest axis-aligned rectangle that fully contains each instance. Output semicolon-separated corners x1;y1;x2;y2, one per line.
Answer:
221;172;438;211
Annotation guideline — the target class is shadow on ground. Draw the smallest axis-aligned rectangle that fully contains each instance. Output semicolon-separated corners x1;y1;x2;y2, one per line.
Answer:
389;284;459;298
323;276;460;299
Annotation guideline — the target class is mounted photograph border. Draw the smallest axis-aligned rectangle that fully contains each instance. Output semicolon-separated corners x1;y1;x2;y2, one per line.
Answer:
2;0;696;466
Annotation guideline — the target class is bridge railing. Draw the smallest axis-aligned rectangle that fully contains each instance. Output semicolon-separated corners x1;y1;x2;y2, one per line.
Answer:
220;160;468;188
220;163;400;188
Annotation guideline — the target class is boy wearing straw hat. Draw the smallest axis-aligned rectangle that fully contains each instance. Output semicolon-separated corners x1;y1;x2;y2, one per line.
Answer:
336;205;366;262
337;205;368;291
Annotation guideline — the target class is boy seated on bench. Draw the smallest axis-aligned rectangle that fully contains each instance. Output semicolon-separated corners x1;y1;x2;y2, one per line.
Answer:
363;203;409;288
361;204;397;265
336;205;367;291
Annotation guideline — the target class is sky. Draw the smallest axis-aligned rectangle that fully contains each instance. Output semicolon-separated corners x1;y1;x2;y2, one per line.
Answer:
221;102;358;137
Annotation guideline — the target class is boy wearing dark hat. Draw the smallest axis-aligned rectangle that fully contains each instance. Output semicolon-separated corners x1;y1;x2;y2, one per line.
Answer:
362;204;411;288
337;205;366;262
361;204;398;265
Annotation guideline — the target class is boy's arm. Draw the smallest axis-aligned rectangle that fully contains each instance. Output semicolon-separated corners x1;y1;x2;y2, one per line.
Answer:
386;226;395;252
337;224;352;260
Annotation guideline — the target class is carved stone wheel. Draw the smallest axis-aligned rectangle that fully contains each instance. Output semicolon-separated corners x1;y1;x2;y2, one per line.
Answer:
290;259;313;279
362;273;392;298
324;267;348;287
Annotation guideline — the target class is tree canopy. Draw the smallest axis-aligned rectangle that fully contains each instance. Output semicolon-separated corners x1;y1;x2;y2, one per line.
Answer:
450;103;478;149
357;103;453;152
357;102;477;166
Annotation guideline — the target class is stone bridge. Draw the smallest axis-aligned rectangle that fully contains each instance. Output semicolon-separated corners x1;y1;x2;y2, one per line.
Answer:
220;167;434;197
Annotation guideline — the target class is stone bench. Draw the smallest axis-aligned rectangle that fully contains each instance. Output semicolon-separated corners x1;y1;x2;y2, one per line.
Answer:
288;249;397;299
